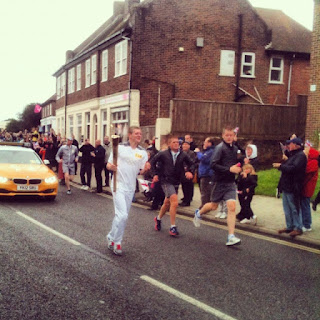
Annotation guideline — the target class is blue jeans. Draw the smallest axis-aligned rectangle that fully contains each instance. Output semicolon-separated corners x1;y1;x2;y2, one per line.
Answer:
282;192;303;231
300;197;312;229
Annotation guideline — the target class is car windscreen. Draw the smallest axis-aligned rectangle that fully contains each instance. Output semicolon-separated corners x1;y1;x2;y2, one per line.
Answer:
0;150;42;165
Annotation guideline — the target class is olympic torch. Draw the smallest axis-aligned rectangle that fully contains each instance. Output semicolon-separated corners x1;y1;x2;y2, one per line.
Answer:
111;135;120;192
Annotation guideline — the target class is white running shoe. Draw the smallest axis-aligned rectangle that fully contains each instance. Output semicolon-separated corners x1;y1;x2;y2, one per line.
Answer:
302;227;312;232
83;185;89;190
107;237;114;251
240;218;251;224
219;212;227;219
215;212;222;218
226;235;241;246
81;185;86;190
251;215;257;225
193;209;202;227
113;244;122;256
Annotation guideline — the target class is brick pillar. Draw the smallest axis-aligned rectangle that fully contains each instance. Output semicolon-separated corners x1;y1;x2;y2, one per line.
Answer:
306;0;320;142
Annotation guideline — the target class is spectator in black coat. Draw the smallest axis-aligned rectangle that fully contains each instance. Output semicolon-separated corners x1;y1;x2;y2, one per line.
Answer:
79;139;94;190
92;139;106;193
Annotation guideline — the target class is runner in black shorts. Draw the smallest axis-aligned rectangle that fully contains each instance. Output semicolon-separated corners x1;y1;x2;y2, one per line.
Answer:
193;126;242;246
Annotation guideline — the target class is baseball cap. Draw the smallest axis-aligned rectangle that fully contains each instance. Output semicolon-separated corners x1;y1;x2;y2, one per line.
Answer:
286;137;303;146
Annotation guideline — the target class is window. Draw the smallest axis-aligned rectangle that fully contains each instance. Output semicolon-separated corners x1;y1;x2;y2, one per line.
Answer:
61;116;65;136
91;55;97;85
241;52;255;78
69;115;74;137
56;76;61;99
76;114;82;142
85;112;90;139
111;107;129;140
68;68;75;93
85;59;91;87
76;64;81;91
49;104;52;115
219;50;235;76
61;72;66;97
269;56;284;83
102;49;108;82
101;110;108;138
115;40;128;77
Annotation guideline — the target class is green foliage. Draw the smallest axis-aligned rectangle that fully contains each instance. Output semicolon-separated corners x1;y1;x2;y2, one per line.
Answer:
5;103;41;132
255;169;281;197
6;118;24;132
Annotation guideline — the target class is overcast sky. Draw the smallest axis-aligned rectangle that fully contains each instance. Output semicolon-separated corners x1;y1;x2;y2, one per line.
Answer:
0;0;314;122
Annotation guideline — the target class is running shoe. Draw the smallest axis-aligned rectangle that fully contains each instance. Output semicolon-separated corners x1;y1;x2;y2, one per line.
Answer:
240;218;251;224
169;226;179;236
154;217;161;231
113;244;122;255
107;237;114;251
67;189;71;195
251;215;257;226
226;235;241;246
193;209;201;227
219;212;227;219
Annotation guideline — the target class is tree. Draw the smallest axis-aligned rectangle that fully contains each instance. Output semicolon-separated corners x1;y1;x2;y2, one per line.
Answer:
6;119;24;132
5;103;41;132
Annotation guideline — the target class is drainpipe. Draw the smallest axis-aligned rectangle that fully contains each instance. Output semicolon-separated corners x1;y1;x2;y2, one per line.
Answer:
123;36;132;128
235;14;243;102
287;54;295;104
64;69;68;136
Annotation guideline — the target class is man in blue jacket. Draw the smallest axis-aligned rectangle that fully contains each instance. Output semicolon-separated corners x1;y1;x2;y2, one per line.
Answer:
273;137;306;237
195;137;215;208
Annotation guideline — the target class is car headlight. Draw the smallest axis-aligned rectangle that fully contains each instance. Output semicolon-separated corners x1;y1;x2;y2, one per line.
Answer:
44;176;57;184
0;177;8;183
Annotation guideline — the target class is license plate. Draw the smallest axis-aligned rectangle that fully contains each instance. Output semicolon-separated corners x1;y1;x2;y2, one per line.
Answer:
17;185;39;191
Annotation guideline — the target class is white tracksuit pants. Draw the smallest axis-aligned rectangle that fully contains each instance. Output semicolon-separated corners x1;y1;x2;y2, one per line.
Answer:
107;188;135;244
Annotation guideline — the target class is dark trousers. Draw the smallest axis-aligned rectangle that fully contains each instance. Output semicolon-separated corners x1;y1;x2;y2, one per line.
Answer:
181;180;194;205
151;181;165;209
314;190;320;206
95;165;104;192
237;193;254;220
199;177;213;208
104;165;110;186
80;163;92;187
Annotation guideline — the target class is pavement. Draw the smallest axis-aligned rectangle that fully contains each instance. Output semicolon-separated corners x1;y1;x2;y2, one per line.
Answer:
70;171;320;249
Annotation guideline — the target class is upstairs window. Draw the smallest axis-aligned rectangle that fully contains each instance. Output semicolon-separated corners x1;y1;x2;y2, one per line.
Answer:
219;50;235;77
56;76;61;99
61;72;66;97
85;59;91;88
269;56;284;84
241;52;255;78
115;40;128;77
91;55;97;85
102;49;108;82
68;68;75;94
76;64;81;91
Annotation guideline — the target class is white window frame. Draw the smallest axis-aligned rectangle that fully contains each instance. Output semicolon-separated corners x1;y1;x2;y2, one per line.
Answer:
76;113;82;142
56;76;61;99
61;116;65;136
76;64;81;91
85;112;90;139
241;52;255;78
85;59;91;88
269;56;284;84
69;115;74;137
115;40;128;77
101;110;108;138
91;55;97;85
68;68;75;94
101;49;108;82
49;104;52;115
219;50;235;77
61;72;66;97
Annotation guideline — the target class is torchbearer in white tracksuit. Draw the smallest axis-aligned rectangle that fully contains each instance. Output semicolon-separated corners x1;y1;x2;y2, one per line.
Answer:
106;126;150;256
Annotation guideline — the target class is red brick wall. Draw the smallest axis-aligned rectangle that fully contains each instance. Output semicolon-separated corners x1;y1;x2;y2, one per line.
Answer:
131;0;310;126
306;0;320;140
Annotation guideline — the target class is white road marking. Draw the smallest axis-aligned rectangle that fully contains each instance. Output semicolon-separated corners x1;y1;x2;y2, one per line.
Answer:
140;275;238;320
15;210;81;246
176;214;320;255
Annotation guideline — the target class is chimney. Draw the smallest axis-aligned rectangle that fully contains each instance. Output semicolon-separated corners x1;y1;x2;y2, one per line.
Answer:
66;50;74;63
125;0;140;14
113;1;125;16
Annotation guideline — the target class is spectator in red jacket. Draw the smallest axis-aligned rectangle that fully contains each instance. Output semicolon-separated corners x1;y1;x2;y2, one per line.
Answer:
301;147;319;232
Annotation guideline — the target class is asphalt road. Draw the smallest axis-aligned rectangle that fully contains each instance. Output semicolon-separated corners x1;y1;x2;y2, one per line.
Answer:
0;186;319;320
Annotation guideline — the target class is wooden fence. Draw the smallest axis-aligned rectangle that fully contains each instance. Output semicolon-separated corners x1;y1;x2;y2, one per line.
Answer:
171;95;307;141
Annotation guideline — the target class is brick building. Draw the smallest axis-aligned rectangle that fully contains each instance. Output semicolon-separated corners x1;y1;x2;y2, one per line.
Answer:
307;0;320;141
49;0;311;142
